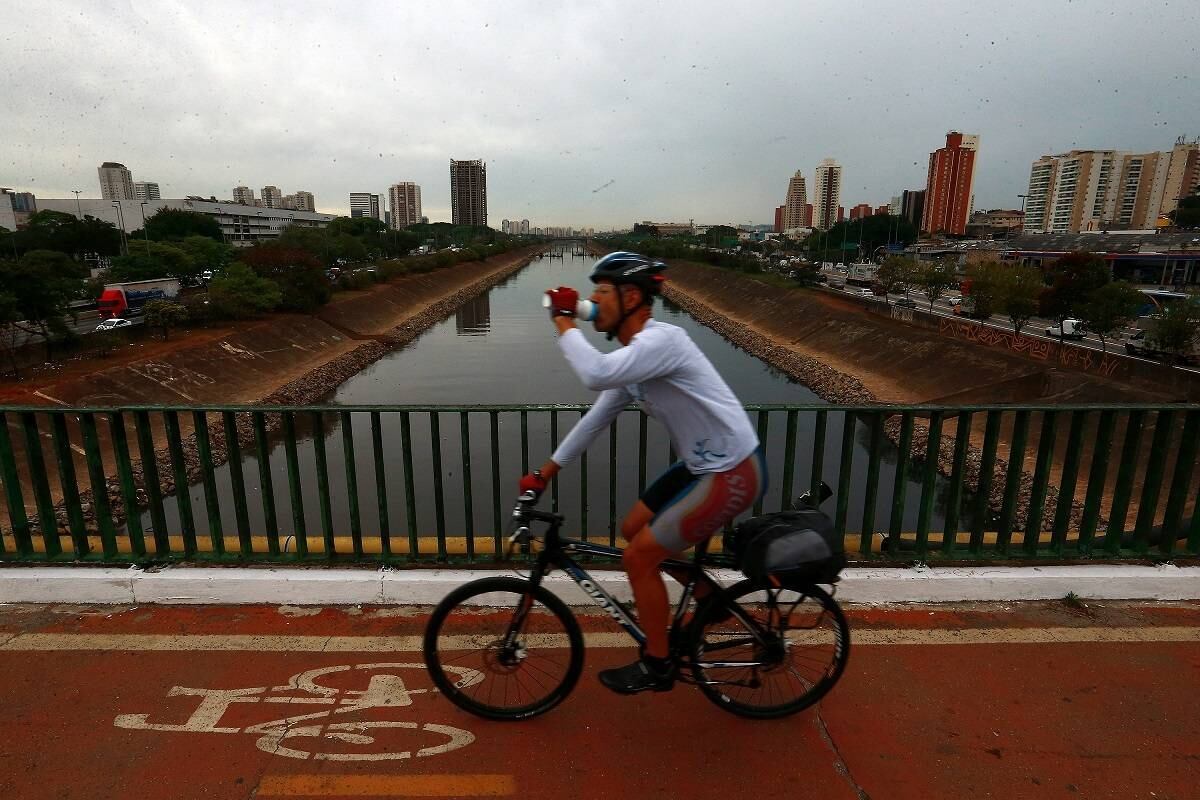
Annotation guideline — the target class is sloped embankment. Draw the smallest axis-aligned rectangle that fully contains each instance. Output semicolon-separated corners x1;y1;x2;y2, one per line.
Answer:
662;260;1188;535
27;249;541;535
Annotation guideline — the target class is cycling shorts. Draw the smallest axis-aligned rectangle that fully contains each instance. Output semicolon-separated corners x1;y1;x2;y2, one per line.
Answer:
641;448;768;553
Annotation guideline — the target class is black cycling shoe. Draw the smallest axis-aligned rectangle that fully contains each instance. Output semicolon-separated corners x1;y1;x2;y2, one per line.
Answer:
598;656;676;694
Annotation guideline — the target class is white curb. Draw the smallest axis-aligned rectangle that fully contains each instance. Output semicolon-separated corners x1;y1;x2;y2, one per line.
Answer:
1;564;1198;605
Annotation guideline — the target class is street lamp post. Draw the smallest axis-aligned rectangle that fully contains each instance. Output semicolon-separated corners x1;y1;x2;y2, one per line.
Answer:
138;202;152;256
111;200;128;256
72;190;83;219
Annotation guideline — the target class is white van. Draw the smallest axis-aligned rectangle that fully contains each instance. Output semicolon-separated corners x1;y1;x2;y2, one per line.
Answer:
1046;318;1085;340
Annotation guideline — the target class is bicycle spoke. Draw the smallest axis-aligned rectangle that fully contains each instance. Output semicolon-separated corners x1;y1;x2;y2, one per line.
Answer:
426;580;583;720
690;583;849;718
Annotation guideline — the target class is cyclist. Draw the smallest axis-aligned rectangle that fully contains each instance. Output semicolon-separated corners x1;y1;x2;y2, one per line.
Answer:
520;251;767;694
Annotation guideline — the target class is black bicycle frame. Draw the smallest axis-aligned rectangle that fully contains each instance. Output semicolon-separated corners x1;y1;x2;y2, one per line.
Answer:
514;505;723;649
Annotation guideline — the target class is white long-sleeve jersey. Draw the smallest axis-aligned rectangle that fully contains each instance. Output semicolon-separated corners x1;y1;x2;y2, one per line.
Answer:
550;320;759;474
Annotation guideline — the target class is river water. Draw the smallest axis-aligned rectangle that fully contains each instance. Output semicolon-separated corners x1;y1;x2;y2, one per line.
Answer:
133;251;975;547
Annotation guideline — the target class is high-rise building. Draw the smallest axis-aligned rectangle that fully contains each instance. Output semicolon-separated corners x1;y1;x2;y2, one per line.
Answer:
350;193;381;220
1023;139;1200;234
1162;137;1200;219
450;159;487;226
133;181;161;202
98;162;135;201
773;206;784;233
232;186;256;206
261;186;282;208
813;159;842;231
900;190;926;230
782;171;808;230
849;203;873;221
520;219;530;234
293;191;315;212
922;131;979;235
1;188;23;231
501;219;512;234
1;188;37;229
805;203;813;227
889;196;902;216
388;183;422;229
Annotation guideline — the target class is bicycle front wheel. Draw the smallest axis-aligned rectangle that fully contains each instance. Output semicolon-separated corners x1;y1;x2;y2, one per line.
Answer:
689;580;850;718
423;576;585;721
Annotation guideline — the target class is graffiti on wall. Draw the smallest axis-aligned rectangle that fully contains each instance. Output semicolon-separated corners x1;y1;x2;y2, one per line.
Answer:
938;318;1121;377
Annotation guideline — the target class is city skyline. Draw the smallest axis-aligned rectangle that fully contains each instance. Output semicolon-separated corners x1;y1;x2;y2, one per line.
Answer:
4;1;1197;228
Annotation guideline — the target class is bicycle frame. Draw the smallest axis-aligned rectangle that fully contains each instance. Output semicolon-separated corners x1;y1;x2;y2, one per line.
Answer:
509;503;724;650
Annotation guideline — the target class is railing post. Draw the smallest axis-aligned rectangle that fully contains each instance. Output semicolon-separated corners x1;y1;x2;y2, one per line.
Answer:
340;411;364;559
372;411;392;559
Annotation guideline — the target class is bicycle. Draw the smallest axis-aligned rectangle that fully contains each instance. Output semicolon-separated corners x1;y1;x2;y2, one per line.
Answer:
422;488;850;721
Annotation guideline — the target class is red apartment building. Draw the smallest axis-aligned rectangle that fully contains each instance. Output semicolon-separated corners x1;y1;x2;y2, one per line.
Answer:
922;131;979;235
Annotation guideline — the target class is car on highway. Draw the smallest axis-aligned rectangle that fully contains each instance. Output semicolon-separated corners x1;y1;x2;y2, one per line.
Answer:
894;298;918;308
1046;318;1085;340
94;318;133;332
1124;329;1198;365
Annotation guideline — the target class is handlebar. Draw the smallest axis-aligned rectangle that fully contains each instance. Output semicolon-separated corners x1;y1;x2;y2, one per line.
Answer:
505;493;565;554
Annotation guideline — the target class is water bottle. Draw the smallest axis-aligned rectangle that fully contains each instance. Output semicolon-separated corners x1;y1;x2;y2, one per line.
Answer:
542;294;597;321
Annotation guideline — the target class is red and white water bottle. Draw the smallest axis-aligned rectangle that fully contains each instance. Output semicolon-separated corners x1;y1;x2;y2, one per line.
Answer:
541;294;597;321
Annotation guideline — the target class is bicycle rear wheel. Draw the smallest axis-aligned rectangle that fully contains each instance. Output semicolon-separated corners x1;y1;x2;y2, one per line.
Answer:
423;576;585;721
689;579;849;718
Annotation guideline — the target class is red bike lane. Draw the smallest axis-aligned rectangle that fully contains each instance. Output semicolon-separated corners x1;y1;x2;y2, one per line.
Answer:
0;602;1197;799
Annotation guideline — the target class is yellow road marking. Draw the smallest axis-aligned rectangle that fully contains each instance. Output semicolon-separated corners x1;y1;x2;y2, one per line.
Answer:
0;627;1198;652
256;773;515;796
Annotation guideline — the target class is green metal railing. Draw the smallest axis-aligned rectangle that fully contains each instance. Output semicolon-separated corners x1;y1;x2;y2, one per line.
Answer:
0;404;1196;565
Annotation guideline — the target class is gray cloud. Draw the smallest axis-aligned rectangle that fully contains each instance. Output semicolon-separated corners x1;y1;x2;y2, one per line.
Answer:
4;0;1197;228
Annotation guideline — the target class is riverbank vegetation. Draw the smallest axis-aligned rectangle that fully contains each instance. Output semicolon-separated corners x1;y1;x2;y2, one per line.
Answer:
0;209;545;371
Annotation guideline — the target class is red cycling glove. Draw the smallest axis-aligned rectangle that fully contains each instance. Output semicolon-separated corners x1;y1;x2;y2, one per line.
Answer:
518;471;548;499
546;286;579;317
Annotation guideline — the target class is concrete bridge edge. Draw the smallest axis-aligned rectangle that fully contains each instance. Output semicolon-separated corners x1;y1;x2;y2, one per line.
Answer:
0;564;1197;606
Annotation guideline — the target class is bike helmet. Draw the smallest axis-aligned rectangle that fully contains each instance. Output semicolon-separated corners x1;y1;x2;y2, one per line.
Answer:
589;251;667;301
588;252;668;341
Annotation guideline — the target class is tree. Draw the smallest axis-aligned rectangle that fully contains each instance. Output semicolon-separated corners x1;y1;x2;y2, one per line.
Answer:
143;299;189;340
238;244;329;311
1001;264;1044;336
0;250;89;358
789;261;822;287
178;235;234;271
918;259;959;311
805;214;918;264
1039;251;1109;325
0;290;22;377
705;225;740;247
207;264;281;319
139;208;224;242
1146;301;1200;365
874;256;918;301
963;261;1007;319
1076;281;1143;352
1168;192;1200;228
8;211;122;259
106;241;198;283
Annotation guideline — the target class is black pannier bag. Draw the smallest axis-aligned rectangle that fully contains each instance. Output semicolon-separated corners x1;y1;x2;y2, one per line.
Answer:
723;507;845;586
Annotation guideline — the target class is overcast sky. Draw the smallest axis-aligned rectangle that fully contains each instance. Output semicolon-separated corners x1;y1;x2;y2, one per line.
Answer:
4;0;1197;228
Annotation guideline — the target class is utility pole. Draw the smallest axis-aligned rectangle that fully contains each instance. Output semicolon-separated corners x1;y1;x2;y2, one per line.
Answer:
72;190;83;219
138;202;152;256
111;200;128;256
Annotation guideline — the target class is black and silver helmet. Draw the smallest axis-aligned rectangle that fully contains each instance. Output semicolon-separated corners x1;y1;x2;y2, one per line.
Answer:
588;251;667;301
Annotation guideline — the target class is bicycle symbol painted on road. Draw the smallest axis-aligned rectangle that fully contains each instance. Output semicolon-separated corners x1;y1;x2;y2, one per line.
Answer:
113;662;483;762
